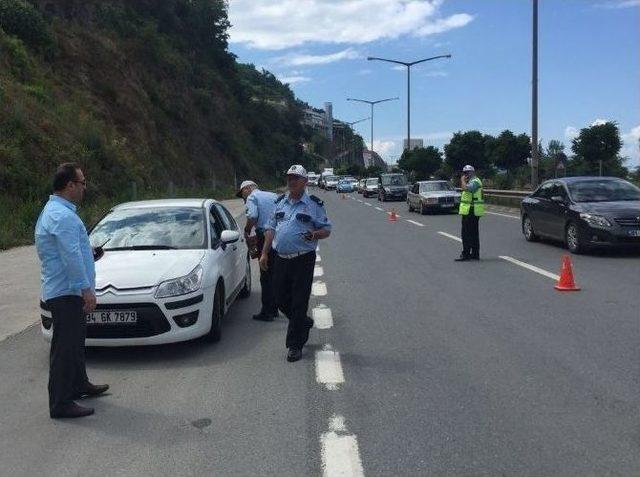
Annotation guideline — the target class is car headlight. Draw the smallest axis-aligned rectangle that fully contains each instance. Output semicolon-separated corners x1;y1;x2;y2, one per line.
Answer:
384;187;391;193
579;213;612;228
423;197;438;204
155;265;203;298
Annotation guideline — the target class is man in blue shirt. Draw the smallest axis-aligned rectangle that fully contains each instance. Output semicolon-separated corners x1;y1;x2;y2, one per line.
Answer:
35;163;109;419
237;180;279;321
260;165;332;362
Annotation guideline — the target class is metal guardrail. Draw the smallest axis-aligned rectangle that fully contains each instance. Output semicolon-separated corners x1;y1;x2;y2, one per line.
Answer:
455;188;531;198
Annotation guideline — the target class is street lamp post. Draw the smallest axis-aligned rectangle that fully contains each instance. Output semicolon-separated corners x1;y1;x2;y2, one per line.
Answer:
346;97;398;157
345;117;370;164
367;54;451;151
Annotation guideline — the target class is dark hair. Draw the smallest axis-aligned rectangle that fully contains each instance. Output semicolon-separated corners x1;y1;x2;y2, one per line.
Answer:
53;163;80;191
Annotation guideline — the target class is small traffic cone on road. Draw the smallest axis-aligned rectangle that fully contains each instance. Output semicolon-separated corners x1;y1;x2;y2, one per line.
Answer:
341;193;346;200
554;254;580;291
388;208;398;222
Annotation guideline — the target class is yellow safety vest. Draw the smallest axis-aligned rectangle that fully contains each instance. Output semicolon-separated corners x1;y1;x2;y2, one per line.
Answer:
459;177;485;217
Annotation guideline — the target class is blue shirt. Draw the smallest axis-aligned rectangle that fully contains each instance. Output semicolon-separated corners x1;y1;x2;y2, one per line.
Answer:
265;192;331;255
245;189;278;232
34;195;96;301
466;176;481;193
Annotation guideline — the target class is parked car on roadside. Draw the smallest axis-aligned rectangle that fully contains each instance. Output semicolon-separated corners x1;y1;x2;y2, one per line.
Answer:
40;199;250;346
520;177;640;253
378;173;409;201
362;178;380;198
407;180;461;214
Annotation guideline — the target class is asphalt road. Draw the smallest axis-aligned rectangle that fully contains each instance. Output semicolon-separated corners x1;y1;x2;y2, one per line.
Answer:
1;190;638;476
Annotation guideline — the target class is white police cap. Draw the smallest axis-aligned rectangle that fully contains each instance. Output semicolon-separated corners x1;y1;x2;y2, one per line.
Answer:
236;180;257;197
286;164;308;178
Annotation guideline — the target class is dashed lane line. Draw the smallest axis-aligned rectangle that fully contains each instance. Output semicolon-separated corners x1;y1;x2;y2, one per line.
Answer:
437;231;462;243
499;255;560;281
321;415;365;477
313;305;333;329
375;207;384;212
364;203;372;207
314;266;324;277
315;344;344;390
486;211;520;220
316;254;322;263
312;281;328;296
406;220;424;227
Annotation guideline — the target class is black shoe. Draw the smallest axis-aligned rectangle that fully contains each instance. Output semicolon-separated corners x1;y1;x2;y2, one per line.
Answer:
253;312;275;322
454;255;471;262
470;255;480;260
75;383;109;399
286;348;302;362
50;402;94;419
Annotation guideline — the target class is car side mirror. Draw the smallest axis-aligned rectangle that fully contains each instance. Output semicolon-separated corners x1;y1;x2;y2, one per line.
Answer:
550;195;566;204
220;230;240;244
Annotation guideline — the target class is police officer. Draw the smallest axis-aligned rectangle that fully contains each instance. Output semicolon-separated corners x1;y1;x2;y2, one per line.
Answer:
259;165;332;362
236;180;279;321
455;165;485;261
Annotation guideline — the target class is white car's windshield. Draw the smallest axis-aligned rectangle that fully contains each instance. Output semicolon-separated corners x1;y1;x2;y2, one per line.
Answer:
91;207;206;250
366;179;378;185
421;182;453;192
381;175;407;186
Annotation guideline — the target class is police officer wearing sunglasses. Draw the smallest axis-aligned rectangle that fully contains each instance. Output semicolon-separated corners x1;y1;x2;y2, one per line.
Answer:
259;165;332;362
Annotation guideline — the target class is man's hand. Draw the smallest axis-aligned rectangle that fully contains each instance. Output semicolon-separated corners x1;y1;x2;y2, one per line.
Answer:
259;253;269;271
82;289;97;313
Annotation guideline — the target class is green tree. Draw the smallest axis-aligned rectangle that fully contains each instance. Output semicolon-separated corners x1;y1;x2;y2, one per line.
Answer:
398;146;443;180
365;165;384;177
485;130;531;171
444;131;493;177
571;121;626;177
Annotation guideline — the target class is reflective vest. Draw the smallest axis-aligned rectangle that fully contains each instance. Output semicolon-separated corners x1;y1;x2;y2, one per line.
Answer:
459;177;485;216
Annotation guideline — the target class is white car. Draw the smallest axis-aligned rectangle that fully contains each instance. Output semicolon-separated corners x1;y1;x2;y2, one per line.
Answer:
40;199;250;346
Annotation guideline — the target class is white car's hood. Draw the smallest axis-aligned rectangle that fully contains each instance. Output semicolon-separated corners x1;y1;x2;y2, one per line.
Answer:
95;250;205;290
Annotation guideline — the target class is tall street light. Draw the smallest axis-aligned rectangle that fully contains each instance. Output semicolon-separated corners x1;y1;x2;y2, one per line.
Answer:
346;117;370;164
367;54;451;151
531;0;539;188
346;97;399;156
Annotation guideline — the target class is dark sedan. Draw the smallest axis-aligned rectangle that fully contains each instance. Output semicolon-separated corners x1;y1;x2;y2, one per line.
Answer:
520;177;640;253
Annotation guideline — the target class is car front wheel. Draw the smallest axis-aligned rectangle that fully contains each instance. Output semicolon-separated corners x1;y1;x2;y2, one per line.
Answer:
207;282;224;342
239;258;251;299
565;222;584;254
522;215;538;242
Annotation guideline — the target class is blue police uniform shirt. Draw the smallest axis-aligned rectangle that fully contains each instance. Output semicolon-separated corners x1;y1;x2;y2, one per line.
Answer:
466;176;480;193
245;189;278;232
35;195;96;301
265;191;331;255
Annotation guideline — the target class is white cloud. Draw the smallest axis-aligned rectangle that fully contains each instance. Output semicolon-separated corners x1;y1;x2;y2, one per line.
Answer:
565;126;580;140
228;0;474;50
277;75;312;84
621;125;640;167
423;70;448;77
591;118;609;126
275;48;361;66
373;140;402;162
595;0;640;8
358;68;372;75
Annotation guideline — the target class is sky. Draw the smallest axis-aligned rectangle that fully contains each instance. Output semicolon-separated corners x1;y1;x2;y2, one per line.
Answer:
227;0;640;167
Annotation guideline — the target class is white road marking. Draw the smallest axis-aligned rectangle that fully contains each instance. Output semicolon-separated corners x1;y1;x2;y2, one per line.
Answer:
314;266;324;277
486;211;520;220
315;344;344;389
356;199;363;203
499;255;560;281
316;254;322;262
364;202;372;207
375;207;384;211
312;281;328;296
313;305;333;329
406;219;424;227
437;231;462;242
316;246;320;251
321;414;365;477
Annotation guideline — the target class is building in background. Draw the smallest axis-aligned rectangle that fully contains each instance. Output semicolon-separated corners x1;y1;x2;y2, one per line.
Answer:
403;138;424;151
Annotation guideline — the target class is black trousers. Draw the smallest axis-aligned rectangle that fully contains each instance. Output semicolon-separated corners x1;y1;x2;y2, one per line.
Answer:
273;251;316;350
461;213;480;258
256;233;277;315
47;295;89;412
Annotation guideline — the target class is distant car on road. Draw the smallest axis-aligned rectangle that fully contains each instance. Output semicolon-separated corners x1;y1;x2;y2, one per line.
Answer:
40;199;250;346
324;175;340;190
357;179;366;194
362;178;380;198
520;177;640;253
407;180;461;214
308;174;320;186
337;179;356;193
378;173;408;201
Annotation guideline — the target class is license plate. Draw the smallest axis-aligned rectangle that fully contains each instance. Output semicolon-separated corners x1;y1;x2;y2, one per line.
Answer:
629;230;640;237
441;203;454;208
87;310;137;324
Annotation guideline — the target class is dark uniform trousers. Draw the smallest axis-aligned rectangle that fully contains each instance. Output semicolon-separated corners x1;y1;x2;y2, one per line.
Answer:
461;207;480;258
47;295;89;413
273;251;316;349
256;231;277;316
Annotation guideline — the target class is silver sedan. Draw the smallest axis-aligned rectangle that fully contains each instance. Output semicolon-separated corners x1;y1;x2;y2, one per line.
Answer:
407;180;461;214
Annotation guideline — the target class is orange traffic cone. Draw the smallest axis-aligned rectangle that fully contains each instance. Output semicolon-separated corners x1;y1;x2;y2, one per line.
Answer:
554;254;580;291
388;208;398;222
341;193;346;200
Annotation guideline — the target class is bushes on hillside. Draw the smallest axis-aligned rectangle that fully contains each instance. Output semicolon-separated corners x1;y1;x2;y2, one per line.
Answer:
0;0;51;50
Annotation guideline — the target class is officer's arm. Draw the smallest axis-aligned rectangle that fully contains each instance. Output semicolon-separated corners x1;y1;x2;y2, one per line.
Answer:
311;229;330;240
261;230;274;256
244;196;259;237
244;218;257;237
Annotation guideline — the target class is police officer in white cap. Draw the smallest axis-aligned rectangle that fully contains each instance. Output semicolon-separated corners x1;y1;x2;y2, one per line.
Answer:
259;165;332;362
455;165;485;261
237;180;279;321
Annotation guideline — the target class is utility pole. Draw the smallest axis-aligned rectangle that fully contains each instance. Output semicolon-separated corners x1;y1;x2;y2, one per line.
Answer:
346;97;398;155
531;0;539;188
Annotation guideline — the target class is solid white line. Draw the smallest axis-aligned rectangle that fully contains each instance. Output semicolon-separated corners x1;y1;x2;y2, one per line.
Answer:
313;305;333;329
499;255;559;281
437;231;462;242
406;220;424;227
315;345;344;389
375;207;384;211
314;266;324;277
321;415;365;477
364;202;372;207
312;281;328;296
486;211;520;220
